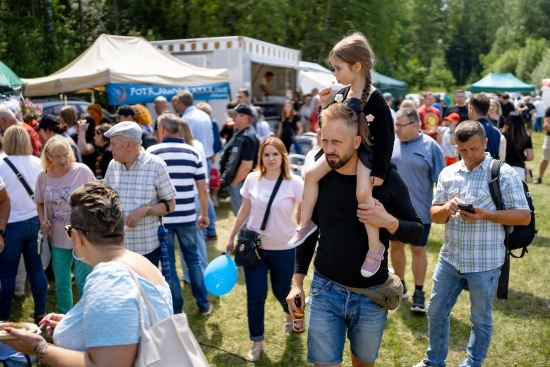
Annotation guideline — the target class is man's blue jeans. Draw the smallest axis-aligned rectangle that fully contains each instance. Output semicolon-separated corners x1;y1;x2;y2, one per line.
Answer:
226;181;244;216
0;217;47;320
424;258;500;367
167;224;210;313
181;196;209;281
243;248;295;342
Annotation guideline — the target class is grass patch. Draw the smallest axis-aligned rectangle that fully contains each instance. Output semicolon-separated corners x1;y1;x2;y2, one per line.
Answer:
11;132;550;366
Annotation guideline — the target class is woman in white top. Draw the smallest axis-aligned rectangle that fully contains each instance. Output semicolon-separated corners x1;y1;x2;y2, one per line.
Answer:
3;182;173;367
225;137;304;362
0;125;48;322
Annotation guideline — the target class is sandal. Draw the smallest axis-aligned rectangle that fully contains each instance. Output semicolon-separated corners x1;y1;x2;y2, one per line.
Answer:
361;243;385;277
246;347;263;362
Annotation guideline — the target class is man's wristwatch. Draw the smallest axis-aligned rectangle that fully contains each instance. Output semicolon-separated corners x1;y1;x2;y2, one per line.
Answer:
0;229;7;238
146;205;153;216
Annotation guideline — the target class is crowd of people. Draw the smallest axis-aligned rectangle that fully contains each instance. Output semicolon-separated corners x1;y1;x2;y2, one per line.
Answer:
0;30;546;367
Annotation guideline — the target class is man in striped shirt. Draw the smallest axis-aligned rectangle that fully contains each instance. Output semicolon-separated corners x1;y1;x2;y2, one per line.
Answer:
147;113;212;316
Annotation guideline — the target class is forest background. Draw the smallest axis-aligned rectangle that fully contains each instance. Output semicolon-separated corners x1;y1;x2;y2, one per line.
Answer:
1;0;550;95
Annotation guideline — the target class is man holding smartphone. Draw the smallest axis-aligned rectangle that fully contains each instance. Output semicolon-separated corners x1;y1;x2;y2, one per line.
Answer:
412;120;530;367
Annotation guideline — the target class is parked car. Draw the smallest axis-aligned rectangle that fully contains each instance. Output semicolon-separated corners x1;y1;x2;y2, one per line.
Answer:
33;97;112;122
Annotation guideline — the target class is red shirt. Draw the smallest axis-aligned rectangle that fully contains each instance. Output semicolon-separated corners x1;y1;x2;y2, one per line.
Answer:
21;122;43;157
417;105;442;139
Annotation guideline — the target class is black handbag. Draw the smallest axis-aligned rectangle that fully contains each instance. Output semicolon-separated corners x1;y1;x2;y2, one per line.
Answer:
234;174;283;267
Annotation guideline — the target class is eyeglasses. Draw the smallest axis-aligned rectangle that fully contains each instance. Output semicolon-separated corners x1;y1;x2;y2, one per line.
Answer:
395;121;415;129
64;225;90;239
47;152;70;161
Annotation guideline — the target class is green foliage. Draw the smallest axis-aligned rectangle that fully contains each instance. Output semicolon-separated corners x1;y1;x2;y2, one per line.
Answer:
530;49;550;87
0;0;546;95
515;38;549;83
426;55;456;91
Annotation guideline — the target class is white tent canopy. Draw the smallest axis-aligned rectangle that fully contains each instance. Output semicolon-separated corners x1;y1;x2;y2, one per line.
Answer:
298;61;341;94
22;34;229;97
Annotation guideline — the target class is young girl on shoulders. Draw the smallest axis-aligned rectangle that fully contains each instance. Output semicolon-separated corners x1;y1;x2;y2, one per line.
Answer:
288;32;395;277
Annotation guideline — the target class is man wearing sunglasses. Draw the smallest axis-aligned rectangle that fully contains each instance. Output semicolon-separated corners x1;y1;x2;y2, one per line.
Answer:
390;108;445;313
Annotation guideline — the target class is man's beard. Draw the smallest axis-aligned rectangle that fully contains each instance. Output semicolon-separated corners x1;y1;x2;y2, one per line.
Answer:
325;148;354;170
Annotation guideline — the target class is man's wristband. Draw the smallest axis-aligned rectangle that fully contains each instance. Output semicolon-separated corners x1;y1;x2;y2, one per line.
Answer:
159;199;170;214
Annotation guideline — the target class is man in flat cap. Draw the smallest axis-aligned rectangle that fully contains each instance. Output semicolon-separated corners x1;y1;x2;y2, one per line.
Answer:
103;121;177;263
219;104;260;215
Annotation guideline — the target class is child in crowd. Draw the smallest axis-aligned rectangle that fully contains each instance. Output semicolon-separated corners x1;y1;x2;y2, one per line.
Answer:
288;32;394;277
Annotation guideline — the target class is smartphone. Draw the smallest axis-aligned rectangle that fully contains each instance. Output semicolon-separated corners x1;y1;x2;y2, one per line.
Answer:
458;203;475;214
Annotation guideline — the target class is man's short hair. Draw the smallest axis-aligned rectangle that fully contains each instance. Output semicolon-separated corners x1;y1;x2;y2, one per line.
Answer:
422;90;433;98
395;108;420;124
176;91;194;107
455;120;486;143
237;88;250;97
500;92;510;100
455;90;465;96
158;113;182;134
469;93;490;116
196;102;213;116
265;71;274;77
320;103;358;135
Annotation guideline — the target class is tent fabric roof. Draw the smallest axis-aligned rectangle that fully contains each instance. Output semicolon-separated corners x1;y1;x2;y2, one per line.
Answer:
298;61;406;96
467;73;535;92
22;34;229;97
0;60;23;89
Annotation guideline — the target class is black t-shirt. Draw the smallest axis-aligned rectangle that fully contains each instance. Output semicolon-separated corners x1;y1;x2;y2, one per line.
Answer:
445;105;469;122
505;135;532;168
295;164;423;288
98;143;113;178
500;101;516;118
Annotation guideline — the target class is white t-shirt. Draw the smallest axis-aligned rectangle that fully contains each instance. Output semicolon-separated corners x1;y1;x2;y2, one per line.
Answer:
533;100;546;118
439;127;457;158
0;155;42;223
240;171;303;250
256;120;271;141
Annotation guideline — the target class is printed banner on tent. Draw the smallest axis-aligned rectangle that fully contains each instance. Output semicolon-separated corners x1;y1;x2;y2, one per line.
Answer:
106;82;230;105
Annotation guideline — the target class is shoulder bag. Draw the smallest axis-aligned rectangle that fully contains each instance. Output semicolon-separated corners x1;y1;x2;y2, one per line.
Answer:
234;174;283;268
123;265;209;367
3;158;51;268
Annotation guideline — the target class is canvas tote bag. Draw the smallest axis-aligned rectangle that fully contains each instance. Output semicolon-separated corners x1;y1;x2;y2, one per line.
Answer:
124;265;209;367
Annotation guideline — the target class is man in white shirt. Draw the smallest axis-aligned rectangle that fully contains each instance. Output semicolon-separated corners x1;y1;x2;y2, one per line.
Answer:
533;96;546;132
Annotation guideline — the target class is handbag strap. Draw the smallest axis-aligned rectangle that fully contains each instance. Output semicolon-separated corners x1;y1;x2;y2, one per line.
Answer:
3;157;34;198
118;263;159;330
260;173;284;231
41;171;48;226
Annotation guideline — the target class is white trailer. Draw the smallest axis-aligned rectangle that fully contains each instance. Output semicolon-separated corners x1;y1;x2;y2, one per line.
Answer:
151;36;301;125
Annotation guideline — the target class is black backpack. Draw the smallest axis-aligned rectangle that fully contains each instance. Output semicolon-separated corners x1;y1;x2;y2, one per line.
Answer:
488;160;537;258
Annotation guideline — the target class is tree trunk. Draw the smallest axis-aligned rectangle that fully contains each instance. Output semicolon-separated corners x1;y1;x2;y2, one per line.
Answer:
43;0;58;51
78;0;84;50
112;0;119;34
317;0;333;62
182;0;191;38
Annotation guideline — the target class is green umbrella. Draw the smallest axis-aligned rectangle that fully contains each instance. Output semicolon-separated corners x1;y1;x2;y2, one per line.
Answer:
0;60;23;89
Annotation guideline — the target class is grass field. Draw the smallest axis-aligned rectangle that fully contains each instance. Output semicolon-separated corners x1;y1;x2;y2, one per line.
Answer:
10;132;550;366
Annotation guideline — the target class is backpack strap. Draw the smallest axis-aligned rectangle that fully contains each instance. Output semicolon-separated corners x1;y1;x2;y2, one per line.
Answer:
487;159;511;300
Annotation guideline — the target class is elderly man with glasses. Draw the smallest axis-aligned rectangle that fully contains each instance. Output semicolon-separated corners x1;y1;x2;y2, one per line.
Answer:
390;108;445;313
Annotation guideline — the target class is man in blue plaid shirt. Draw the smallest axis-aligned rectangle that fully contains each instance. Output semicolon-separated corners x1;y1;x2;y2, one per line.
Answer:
413;120;530;367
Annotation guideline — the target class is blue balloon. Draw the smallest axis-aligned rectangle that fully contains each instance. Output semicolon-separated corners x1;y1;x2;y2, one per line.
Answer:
204;254;238;296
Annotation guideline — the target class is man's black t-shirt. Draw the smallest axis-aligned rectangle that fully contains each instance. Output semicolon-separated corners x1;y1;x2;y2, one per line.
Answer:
500;101;516;118
445;105;469;122
295;164;423;288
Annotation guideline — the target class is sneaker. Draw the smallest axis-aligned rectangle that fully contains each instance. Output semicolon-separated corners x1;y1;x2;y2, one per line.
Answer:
411;289;426;313
534;177;542;184
288;222;318;248
360;243;385;277
411;362;429;367
200;304;213;316
402;282;409;300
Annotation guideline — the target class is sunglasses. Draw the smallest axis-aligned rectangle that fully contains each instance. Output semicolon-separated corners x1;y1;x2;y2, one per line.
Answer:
64;225;90;238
